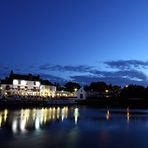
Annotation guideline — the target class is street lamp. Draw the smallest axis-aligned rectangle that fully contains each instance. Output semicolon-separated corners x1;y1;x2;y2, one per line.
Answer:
74;88;78;92
105;89;109;93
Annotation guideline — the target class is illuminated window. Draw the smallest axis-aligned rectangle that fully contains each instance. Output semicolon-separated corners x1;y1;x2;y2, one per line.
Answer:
36;81;40;87
21;80;26;85
13;80;18;85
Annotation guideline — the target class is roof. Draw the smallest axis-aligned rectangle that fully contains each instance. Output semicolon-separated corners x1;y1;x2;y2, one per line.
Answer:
40;80;54;86
9;73;40;81
0;71;54;86
0;78;13;84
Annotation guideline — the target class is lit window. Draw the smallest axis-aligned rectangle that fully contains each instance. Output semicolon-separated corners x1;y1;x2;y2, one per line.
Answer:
21;80;26;85
13;80;18;85
36;81;40;87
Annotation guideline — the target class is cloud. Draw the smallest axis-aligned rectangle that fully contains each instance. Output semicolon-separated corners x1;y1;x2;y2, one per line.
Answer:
39;64;94;73
71;75;148;86
39;73;67;84
1;60;148;86
92;70;147;81
38;61;148;85
70;66;148;86
105;60;148;70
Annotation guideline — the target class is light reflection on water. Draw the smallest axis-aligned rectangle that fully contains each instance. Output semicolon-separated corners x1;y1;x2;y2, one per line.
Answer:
0;107;148;148
0;107;77;133
0;107;140;133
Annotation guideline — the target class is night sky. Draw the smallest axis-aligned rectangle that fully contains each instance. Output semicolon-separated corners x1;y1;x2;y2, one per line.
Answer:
0;0;148;85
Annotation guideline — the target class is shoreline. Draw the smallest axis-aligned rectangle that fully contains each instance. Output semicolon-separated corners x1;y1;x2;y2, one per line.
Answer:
0;98;148;109
0;99;76;108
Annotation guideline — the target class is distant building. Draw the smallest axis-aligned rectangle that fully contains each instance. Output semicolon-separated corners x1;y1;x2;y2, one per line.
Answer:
76;87;87;100
0;71;56;97
76;87;114;100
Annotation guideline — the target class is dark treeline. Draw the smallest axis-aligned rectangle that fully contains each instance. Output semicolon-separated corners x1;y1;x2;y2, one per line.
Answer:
55;81;148;108
77;81;148;108
120;85;148;99
55;82;81;92
55;81;148;99
84;82;121;95
85;82;148;99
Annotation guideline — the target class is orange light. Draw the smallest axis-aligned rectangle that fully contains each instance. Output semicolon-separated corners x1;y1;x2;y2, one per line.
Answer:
106;110;110;120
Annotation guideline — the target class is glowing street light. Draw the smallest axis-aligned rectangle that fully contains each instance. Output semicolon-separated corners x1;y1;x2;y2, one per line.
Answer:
74;88;78;92
105;90;109;93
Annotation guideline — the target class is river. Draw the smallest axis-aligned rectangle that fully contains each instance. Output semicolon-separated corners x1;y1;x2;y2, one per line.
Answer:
0;106;148;148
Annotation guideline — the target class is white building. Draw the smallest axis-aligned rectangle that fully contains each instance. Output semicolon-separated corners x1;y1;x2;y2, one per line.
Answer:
76;87;87;100
0;71;56;97
76;87;114;100
40;80;56;97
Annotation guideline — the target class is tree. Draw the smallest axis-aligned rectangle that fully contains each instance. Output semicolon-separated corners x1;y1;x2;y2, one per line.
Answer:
64;82;81;92
86;82;108;92
120;85;145;98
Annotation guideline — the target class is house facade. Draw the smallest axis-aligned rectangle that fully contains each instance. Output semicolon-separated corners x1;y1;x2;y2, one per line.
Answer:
0;71;56;97
76;87;87;100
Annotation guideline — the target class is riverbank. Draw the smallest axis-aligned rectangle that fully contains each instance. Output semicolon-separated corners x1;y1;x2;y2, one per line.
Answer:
0;99;76;108
77;98;148;109
0;97;148;109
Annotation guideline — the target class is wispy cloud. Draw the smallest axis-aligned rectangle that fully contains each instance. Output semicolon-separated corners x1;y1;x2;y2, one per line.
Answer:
39;64;94;73
105;60;148;70
91;69;147;81
71;75;148;86
1;60;148;85
38;60;148;85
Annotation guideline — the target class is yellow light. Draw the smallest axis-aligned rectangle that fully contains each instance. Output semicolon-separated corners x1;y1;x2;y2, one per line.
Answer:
106;110;110;120
127;108;130;122
105;90;109;93
52;107;55;119
65;107;68;119
57;107;60;119
49;108;52;119
0;114;2;128
4;109;8;122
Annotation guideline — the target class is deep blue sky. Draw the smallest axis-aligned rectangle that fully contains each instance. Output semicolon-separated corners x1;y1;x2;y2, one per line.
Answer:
0;0;148;85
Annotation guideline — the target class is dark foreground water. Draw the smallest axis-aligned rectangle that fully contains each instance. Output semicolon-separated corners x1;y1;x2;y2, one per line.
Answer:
0;106;148;148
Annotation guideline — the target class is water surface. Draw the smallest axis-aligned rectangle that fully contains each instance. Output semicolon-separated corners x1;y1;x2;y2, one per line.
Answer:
0;106;148;148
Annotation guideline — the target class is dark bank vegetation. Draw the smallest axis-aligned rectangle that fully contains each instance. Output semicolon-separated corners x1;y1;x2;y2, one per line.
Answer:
78;82;148;108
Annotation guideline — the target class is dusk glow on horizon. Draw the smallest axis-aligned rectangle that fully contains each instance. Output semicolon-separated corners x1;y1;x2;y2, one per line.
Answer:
0;0;148;85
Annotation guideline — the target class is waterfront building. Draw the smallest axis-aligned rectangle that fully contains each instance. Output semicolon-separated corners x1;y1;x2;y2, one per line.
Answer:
0;71;56;98
40;80;56;97
76;87;114;100
76;87;87;100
